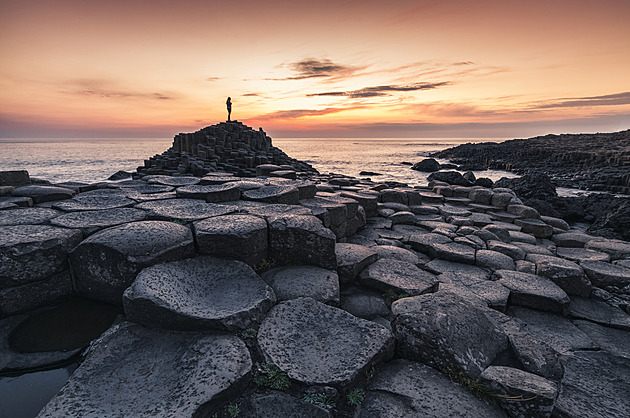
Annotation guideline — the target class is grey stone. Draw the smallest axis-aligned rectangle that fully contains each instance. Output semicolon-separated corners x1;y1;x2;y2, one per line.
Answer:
243;185;300;205
372;245;420;265
388;211;416;225
123;256;275;331
0;270;73;316
430;241;476;264
585;239;630;260
0;170;30;186
493;269;569;314
481;366;557;418
194;214;268;266
534;256;592;297
515;260;537;274
476;249;515;271
261;266;339;305
340;290;390;319
269;214;336;269
335;243;378;283
0;225;82;288
136;199;237;222
257;297;394;387
50;207;148;236
580;260;630;287
503;325;564;380
482;224;512;242
52;189;134;211
556;247;610;263
239;392;331;418
513;242;554;256
554;352;630;418
574;320;630;358
506;204;540;219
340;191;379;218
359;258;438;296
121;184;174;195
418;190;444;204
423;259;490;278
408;233;451;254
440;272;510;311
357;359;506;418
491;191;515;208
175;183;241;202
568;296;630;330
70;221;195;304
0;196;32;208
541;215;569;230
37;321;251;418
301;198;347;228
508;230;537;244
234;201;312;220
256;164;282;176
552;232;599;248
487;240;526;260
11;185;75;203
147;175;200;187
392;290;508;377
0;207;61;226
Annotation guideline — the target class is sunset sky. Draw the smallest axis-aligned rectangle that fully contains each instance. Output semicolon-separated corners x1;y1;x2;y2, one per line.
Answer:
1;0;629;139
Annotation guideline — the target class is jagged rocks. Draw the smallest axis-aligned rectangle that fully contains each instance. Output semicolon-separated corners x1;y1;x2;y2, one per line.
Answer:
37;321;252;418
123;257;275;331
392;290;508;377
194;214;268;266
335;243;378;284
359;258;438;296
493;270;570;313
257;297;394;387
70;221;195;304
357;359;506;417
135;199;237;222
268;214;336;269
261;266;339;305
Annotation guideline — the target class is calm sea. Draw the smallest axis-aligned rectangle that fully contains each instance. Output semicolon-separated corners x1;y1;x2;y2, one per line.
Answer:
0;137;517;185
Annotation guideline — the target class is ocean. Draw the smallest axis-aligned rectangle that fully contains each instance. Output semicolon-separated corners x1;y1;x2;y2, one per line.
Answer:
0;137;518;185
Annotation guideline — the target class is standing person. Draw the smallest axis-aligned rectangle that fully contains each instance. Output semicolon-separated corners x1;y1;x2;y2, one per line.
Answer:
226;97;232;121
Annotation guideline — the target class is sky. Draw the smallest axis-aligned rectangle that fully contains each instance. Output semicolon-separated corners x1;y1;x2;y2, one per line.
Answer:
1;0;629;139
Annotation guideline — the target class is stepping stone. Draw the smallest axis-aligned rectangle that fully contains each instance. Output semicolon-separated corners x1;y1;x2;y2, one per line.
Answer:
199;175;239;185
482;224;512;241
481;366;557;417
50;207;148;236
493;270;570;313
243;185;300;205
301;198;347;227
508;230;537;244
418;191;444;204
556;247;610;263
121;184;174;194
423;259;490;278
234;201;312;220
53;189;135;211
357;359;506;418
340;191;379;218
261;266;339;306
0;207;61;226
568;296;630;330
126;191;177;202
541;215;569;230
513;241;554;256
580;260;630;287
194;214;268;266
443;196;471;206
534;256;592;297
554;352;630;418
439;272;510;311
0;270;73;316
469;188;494;205
491;192;516;208
268;214;337;270
317;192;359;217
256;164;282;176
380;189;408;205
136;199;237;222
359;258;438;296
239;392;331;418
175;183;241;202
0;225;82;288
124;257;275;331
70;221;195;304
439;205;471;217
38;321;251;417
372;245;420;265
585;239;630;260
487;240;526;260
508;306;597;353
475;249;515;271
430;242;476;264
392;290;508;377
11;185;75;203
0;196;32;208
574;320;630;359
335;243;378;283
340;289;390;319
488;210;521;223
392;224;431;242
552;232;599;248
501;324;564;380
506;204;540;219
147;176;200;187
410;204;440;215
388;211;416;225
408;233;451;254
257;297;394;386
381;202;411;212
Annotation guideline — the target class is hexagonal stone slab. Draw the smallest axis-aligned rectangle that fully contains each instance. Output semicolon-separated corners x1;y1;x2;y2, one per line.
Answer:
392;290;508;377
359;258;438;296
580;260;630;287
585;239;630;261
243;185;300;205
147;176;200;187
37;321;251;418
493;270;570;313
194;214;268;266
11;185;75;203
0;207;61;226
534;256;591;297
124;257;275;331
556;247;610;263
430;241;476;264
52;189;135;211
408;233;451;254
335;243;378;283
0;225;82;287
357;359;506;418
50;207;148;236
175;183;241;202
476;249;515;271
0;270;73;316
568;296;630;330
372;245;421;265
261;266;339;305
257;297;394;387
136;199;237;222
575;320;630;359
70;221;195;304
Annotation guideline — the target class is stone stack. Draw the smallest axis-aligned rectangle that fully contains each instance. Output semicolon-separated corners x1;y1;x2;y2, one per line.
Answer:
138;121;317;178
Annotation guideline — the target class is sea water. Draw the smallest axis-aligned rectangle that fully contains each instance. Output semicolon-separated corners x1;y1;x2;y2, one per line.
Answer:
0;137;517;185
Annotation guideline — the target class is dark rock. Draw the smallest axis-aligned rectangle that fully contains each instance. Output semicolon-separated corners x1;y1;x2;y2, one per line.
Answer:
123;256;275;331
581;260;630;287
359;258;438;296
475;177;494;188
427;171;472;186
38;321;251;417
574;320;630;359
261;266;339;305
175;183;241;202
340;289;390;319
257;297;394;387
568;296;630;330
533;256;592;297
0;170;30;187
11;185;75;203
135;199;237;222
147;176;200;187
585;239;630;261
0;270;73;316
493;270;570;313
52;189;135;212
239;392;331;418
107;170;132;181
372;245;421;265
335;243;378;283
494;172;557;201
411;158;441;172
50;208;148;236
0;207;61;226
242;185;300;205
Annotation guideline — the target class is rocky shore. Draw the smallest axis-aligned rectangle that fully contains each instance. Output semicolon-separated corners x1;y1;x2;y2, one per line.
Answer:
1;122;629;417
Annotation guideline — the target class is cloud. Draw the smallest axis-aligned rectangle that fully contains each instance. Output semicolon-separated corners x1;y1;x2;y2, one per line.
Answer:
309;81;450;98
251;106;364;121
270;58;362;81
62;79;177;101
536;92;630;109
206;77;221;82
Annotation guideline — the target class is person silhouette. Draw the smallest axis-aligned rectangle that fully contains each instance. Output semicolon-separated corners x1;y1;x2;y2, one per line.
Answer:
226;97;232;121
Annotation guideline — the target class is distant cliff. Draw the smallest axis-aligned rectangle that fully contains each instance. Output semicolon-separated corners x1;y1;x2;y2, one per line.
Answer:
432;130;630;194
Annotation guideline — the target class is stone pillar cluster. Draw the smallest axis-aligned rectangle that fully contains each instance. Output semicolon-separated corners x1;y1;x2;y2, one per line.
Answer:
138;121;317;177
